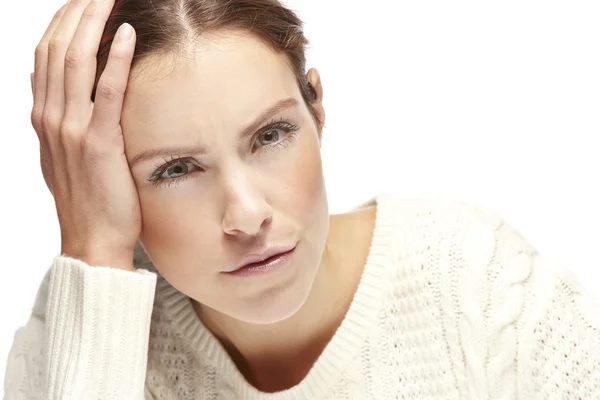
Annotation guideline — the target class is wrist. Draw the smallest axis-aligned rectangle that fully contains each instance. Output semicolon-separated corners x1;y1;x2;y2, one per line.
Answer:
61;244;135;271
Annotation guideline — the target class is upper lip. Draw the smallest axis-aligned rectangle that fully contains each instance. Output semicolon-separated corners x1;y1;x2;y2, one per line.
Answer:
225;244;296;273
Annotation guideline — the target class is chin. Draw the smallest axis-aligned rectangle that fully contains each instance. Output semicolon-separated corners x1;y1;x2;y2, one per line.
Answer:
229;266;316;325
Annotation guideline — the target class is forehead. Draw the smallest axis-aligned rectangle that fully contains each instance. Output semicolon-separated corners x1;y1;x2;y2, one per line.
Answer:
122;31;299;119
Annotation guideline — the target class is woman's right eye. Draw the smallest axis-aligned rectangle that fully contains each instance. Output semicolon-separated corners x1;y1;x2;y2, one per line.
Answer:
161;160;193;179
148;158;201;185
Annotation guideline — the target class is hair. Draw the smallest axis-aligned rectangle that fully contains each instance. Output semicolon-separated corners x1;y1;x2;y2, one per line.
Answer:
94;0;323;129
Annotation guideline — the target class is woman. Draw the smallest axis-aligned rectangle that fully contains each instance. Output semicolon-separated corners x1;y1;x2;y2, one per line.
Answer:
4;0;599;398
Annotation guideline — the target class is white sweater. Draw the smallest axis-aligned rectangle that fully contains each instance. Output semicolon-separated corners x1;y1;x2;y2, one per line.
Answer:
4;195;600;399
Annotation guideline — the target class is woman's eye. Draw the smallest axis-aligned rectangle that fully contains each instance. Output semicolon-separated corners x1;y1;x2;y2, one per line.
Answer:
251;120;299;152
159;160;196;179
256;128;282;147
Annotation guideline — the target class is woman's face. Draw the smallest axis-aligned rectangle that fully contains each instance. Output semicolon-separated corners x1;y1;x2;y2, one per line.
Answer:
121;31;328;324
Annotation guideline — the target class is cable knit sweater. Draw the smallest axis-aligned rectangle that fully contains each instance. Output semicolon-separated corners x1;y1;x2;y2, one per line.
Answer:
4;195;600;399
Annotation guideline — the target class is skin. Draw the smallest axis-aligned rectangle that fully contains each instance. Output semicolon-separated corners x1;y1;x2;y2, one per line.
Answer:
121;31;376;391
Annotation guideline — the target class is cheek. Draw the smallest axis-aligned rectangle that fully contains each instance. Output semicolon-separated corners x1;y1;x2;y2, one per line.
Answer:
290;132;326;205
278;131;328;234
140;200;190;250
137;195;221;282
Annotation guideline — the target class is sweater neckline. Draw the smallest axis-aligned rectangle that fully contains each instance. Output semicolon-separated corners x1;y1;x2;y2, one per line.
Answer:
155;195;398;399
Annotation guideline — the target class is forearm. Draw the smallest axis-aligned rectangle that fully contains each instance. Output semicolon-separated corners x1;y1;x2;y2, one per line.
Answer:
44;255;157;399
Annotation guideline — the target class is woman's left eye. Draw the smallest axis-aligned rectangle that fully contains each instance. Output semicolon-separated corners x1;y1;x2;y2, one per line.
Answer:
252;121;299;152
257;128;283;147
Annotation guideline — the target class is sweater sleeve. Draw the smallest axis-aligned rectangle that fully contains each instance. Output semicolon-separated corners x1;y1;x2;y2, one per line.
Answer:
3;255;158;400
445;202;600;399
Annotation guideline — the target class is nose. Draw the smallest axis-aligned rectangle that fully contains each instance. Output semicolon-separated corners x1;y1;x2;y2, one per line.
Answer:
221;170;273;237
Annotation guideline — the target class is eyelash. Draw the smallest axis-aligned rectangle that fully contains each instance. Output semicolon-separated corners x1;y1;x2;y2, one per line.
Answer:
147;118;300;188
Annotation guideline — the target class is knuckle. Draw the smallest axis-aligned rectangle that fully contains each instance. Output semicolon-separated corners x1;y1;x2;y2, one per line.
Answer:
59;127;85;152
96;79;123;102
48;36;66;55
30;105;42;122
31;108;43;132
64;47;85;70
41;110;61;133
60;120;86;139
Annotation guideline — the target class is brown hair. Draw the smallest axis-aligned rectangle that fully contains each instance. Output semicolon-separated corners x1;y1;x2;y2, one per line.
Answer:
95;0;322;129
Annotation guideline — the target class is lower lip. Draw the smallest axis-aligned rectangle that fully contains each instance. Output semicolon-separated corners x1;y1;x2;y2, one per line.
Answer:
223;247;296;278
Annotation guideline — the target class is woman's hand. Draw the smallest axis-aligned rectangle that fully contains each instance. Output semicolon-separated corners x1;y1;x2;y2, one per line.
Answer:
30;0;140;271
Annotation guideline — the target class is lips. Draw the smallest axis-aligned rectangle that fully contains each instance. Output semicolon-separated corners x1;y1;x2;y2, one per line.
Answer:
225;244;297;273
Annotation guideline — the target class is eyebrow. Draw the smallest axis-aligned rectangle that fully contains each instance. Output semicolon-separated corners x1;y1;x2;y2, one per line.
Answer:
129;97;299;168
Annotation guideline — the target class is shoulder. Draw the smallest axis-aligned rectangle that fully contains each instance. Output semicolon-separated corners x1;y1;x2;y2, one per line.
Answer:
375;194;541;317
382;194;540;308
377;193;504;230
379;193;505;228
380;194;547;348
379;195;546;396
379;193;536;259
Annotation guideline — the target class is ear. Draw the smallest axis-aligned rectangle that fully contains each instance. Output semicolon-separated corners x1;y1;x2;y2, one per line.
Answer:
306;68;325;141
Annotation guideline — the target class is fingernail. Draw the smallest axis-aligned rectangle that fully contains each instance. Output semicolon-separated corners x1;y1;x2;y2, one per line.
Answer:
117;23;134;41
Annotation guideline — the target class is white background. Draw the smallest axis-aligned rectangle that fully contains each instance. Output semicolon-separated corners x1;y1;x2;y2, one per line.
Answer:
1;0;599;394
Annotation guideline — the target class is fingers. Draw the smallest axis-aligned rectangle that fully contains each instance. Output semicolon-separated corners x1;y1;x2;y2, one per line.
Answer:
32;3;68;133
64;0;116;122
44;0;92;133
88;23;136;142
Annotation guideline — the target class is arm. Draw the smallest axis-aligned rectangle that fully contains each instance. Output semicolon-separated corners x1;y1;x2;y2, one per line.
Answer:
4;256;158;400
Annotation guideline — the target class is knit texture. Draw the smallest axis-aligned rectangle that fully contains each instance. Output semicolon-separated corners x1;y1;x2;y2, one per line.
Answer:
4;195;600;399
